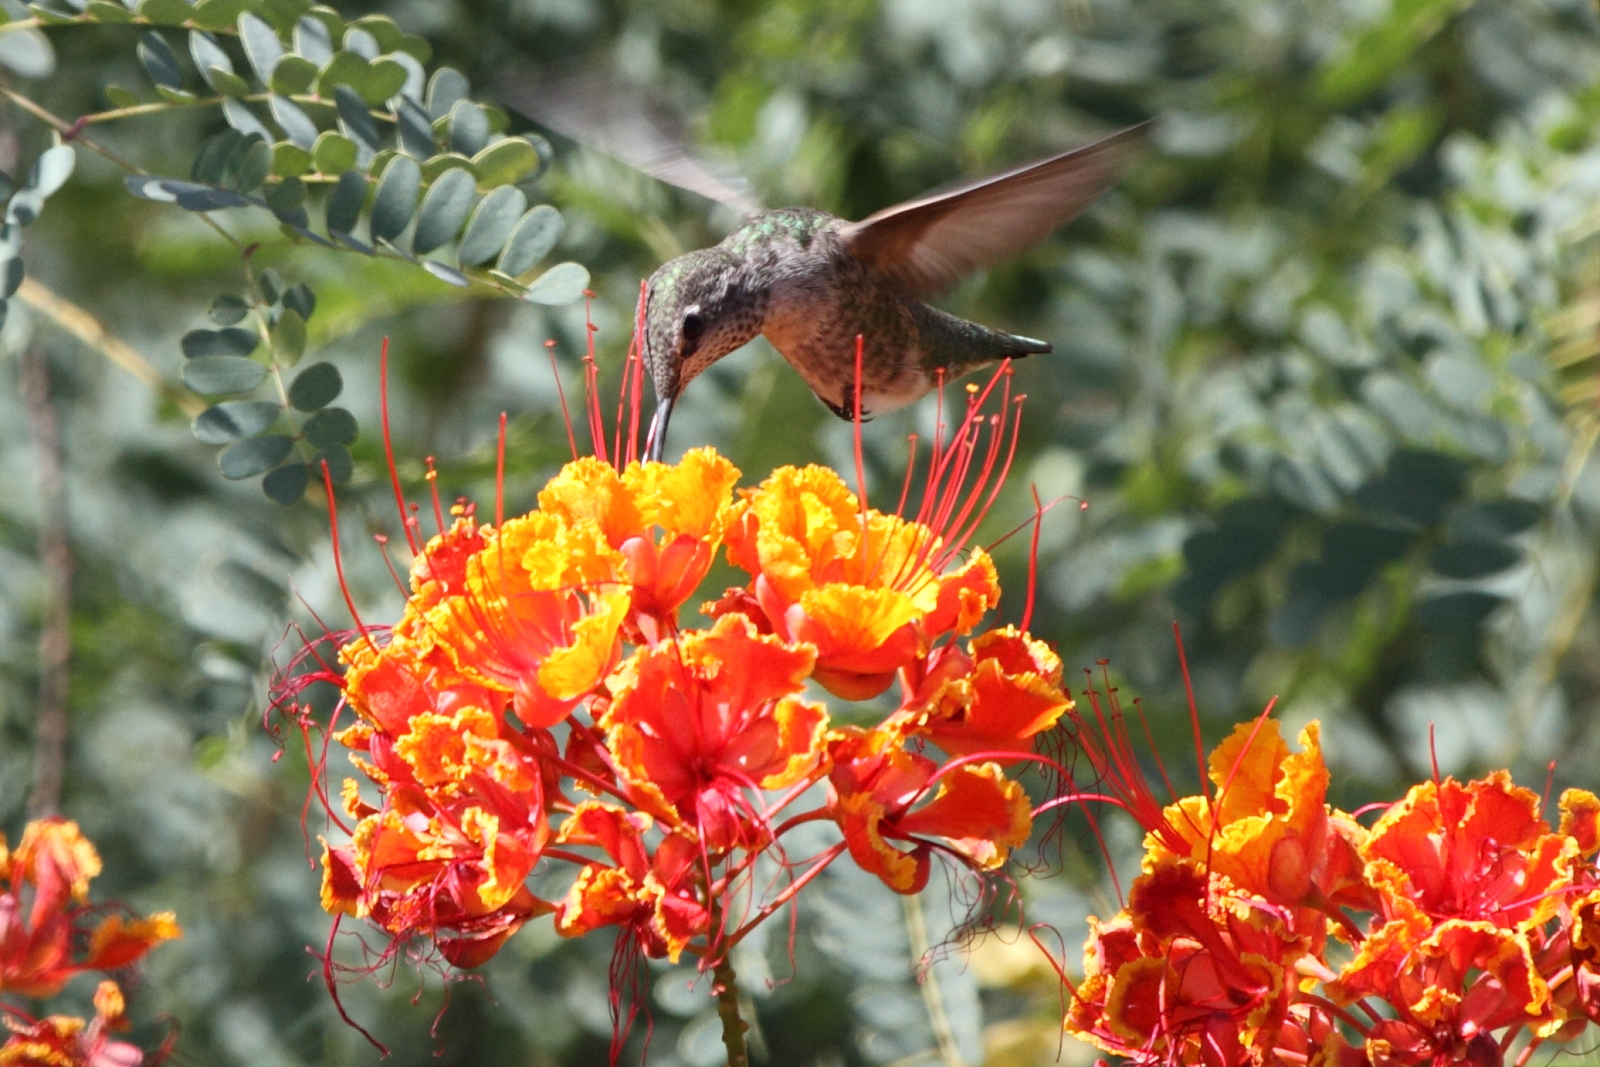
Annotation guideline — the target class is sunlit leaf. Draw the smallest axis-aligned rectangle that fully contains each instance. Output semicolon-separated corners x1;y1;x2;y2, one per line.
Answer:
311;131;357;175
521;261;589;305
190;0;247;31
412;167;476;254
470;137;540;188
447;99;489;157
269;94;318;150
27;145;75;198
103;85;141;108
237;11;283;84
457;184;524;267
292;13;332;65
85;0;135;20
269;52;317;95
0;27;54;77
222;98;274;142
270;143;313;178
135;0;190;25
497;204;561;277
426;66;468;121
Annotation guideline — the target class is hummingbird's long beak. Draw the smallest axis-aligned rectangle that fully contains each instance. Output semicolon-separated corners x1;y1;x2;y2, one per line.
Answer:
645;394;673;462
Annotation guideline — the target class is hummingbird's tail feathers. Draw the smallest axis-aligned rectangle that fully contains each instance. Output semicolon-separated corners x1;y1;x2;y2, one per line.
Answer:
913;304;1052;373
837;123;1148;297
497;65;763;216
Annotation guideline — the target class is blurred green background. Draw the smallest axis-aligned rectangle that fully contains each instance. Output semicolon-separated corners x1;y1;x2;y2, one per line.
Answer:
7;0;1600;1063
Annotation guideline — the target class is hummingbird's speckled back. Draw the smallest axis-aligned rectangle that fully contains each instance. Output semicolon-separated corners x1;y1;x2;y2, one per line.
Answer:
641;126;1145;459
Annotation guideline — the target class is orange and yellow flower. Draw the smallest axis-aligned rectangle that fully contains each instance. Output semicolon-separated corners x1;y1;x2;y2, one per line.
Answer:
0;819;179;1000
827;723;1032;894
601;612;828;851
724;464;999;699
0;821;176;1067
291;417;1066;1027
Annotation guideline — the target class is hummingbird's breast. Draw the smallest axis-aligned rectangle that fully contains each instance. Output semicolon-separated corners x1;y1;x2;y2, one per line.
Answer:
742;213;932;418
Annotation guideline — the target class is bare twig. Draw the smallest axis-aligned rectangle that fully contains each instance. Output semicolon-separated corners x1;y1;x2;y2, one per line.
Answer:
904;892;967;1067
17;276;203;415
22;344;71;817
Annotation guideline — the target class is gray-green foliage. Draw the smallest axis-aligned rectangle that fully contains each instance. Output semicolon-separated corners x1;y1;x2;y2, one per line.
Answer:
5;0;591;502
9;0;1600;1065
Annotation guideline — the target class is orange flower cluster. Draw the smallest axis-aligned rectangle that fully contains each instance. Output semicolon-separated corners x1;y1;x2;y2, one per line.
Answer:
297;441;1071;990
0;818;179;1067
1064;716;1600;1067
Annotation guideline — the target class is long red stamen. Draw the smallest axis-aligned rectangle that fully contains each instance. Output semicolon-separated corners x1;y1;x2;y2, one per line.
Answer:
943;390;1024;566
895;434;918;517
374;533;407;596
495;412;507;528
581;290;608;465
851;335;873;572
424;457;445;535
546;339;579;461
920;369;948;528
322;461;377;655
1021;486;1043;633
625;282;648;466
1173;622;1211;802
378;338;419;556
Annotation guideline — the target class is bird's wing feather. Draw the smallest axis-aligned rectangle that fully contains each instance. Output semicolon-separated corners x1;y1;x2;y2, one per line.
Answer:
838;124;1146;296
497;67;763;216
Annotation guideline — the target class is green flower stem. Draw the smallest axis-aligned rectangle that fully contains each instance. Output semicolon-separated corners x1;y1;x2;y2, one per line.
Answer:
712;956;749;1067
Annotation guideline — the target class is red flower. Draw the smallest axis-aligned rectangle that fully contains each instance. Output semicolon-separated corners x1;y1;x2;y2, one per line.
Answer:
724;465;999;699
552;803;709;962
601;613;828;851
827;725;1030;893
0;982;143;1067
0;820;178;1000
908;627;1072;759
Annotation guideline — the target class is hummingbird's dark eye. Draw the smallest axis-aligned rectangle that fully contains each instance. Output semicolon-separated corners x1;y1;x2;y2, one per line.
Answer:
681;313;705;344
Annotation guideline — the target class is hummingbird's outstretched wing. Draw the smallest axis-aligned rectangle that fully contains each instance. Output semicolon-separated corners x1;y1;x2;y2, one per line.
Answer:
838;123;1147;297
497;68;763;216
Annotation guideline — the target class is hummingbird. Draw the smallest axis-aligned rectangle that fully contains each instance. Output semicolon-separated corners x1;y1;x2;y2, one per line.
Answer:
497;73;1143;461
637;126;1144;460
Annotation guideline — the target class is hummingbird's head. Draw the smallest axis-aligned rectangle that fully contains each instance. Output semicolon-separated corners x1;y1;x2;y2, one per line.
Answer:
642;248;761;461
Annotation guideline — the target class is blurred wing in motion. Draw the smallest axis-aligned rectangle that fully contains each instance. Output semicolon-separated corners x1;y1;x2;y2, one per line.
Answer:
498;67;763;216
838;124;1147;297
